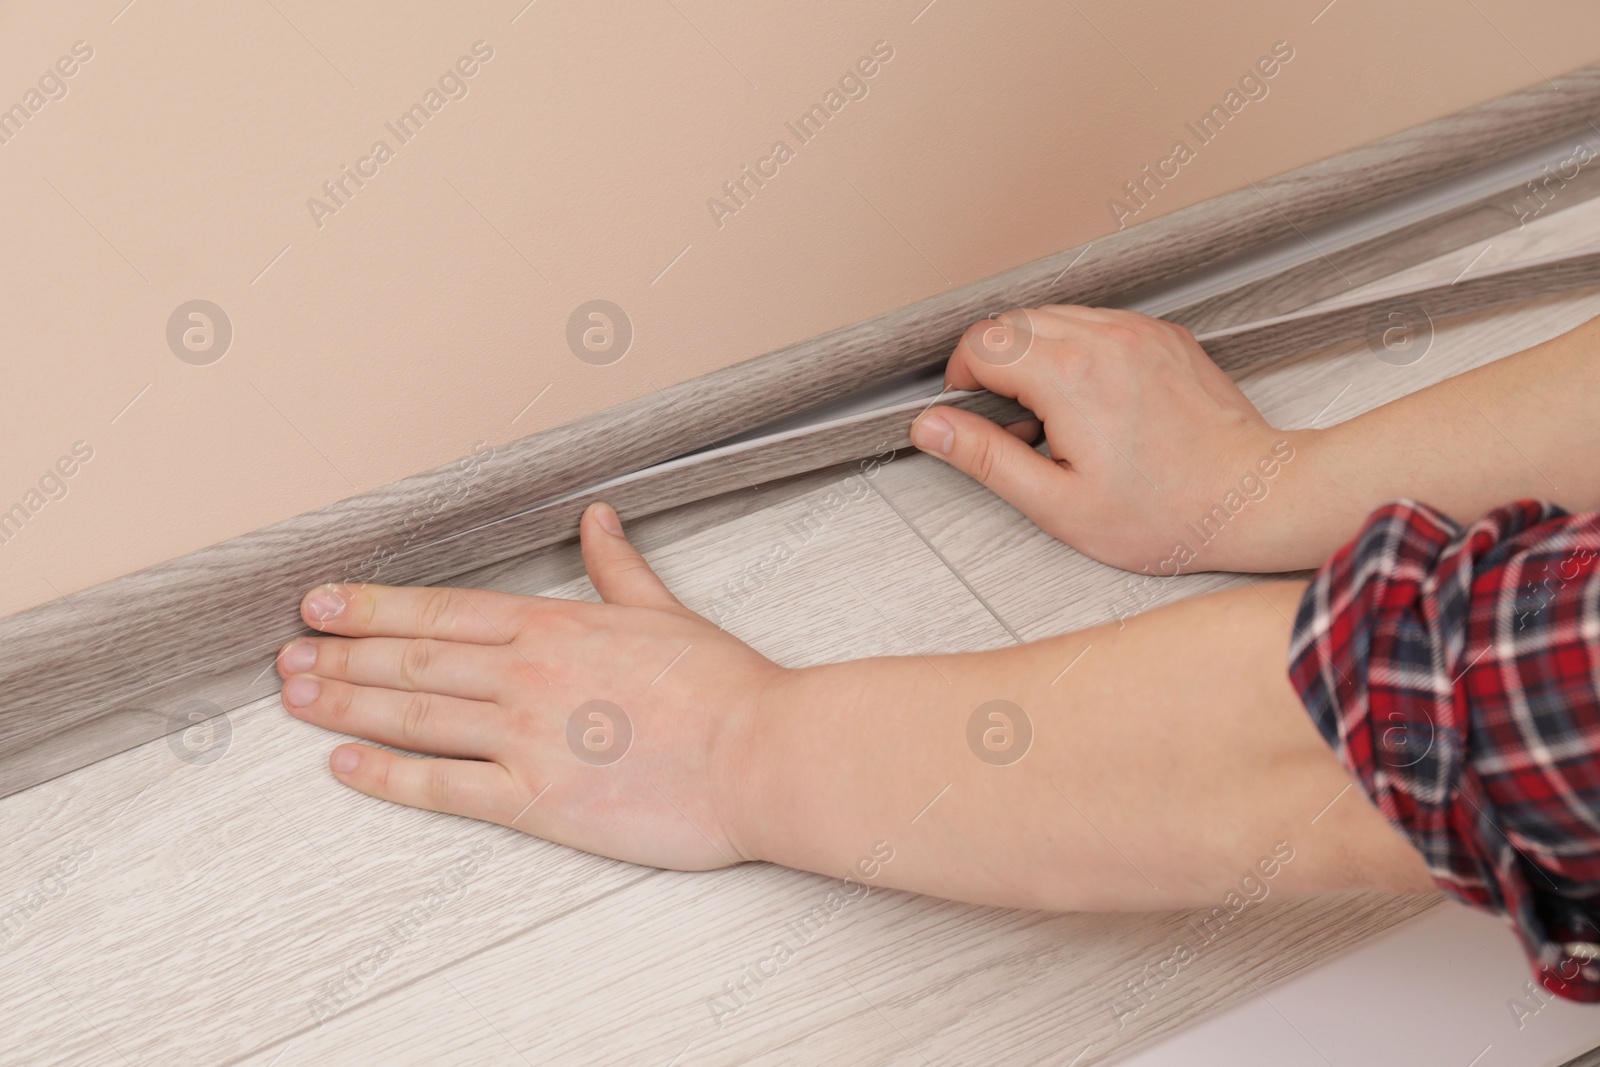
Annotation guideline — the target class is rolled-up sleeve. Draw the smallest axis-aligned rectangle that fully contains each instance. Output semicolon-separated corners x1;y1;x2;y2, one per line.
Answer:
1288;498;1600;1001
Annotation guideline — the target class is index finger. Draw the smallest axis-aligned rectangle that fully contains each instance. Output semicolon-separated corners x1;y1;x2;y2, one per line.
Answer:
944;308;1099;406
945;311;1027;393
301;582;533;644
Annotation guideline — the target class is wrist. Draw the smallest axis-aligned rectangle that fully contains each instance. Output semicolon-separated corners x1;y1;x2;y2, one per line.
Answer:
717;661;809;866
1172;425;1323;574
717;657;942;875
1255;426;1326;568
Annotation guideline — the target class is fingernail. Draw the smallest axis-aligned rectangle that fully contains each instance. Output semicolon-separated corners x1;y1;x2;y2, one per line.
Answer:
330;746;361;774
280;641;316;674
911;412;955;456
282;677;320;708
593;502;623;536
306;585;346;624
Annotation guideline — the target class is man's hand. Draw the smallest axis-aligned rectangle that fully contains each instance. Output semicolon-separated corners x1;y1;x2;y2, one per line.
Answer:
275;503;776;872
276;502;1433;910
910;306;1303;574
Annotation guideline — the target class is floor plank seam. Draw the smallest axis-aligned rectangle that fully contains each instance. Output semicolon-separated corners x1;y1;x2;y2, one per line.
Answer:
219;866;666;1067
11;72;1600;797
866;478;1025;646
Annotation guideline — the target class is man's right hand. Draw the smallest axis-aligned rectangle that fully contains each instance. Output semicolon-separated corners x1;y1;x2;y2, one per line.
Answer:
910;305;1305;575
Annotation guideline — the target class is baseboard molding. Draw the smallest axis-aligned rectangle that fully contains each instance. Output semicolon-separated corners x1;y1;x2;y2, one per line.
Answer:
1198;247;1600;372
1560;1042;1600;1067
1158;129;1600;332
5;63;1600;799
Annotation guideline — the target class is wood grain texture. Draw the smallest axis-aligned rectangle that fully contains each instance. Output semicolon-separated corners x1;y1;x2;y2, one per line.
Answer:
1197;248;1600;374
14;220;1594;800
4;66;1600;799
0;459;1436;1067
1161;135;1600;333
1308;192;1600;309
416;388;1029;581
0;471;1017;1065
870;284;1600;646
233;870;1434;1067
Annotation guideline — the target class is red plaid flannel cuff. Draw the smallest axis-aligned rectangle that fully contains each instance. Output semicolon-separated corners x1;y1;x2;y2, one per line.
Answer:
1289;498;1600;1001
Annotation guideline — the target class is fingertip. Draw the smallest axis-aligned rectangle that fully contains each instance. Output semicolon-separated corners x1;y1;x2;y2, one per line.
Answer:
588;501;624;537
330;744;363;776
303;583;351;629
915;402;1062;507
910;408;956;456
282;675;320;710
578;505;683;611
942;346;980;393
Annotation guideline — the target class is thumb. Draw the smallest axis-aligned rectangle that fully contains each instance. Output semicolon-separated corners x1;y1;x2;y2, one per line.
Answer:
910;405;1067;518
580;503;689;613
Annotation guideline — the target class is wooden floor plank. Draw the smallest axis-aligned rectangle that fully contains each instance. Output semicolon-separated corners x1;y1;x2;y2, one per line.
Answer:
13;200;1600;1067
0;689;648;1065
1301;192;1600;309
0;472;1011;1066
9;72;1600;796
241;838;1433;1066
1163;136;1600;333
870;283;1600;646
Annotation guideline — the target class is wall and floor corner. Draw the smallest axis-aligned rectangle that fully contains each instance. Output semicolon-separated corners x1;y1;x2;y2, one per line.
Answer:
1;9;1599;748
7;0;1600;621
6;7;1600;1065
3;6;1600;793
7;209;1600;1061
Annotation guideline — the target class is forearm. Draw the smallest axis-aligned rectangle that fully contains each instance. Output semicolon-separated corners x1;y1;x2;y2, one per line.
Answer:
732;581;1431;911
1263;314;1600;570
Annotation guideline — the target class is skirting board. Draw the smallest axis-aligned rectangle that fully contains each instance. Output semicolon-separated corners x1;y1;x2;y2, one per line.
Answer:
1561;1043;1600;1067
1197;246;1600;372
3;65;1600;799
6;244;1599;805
207;240;1600;596
1158;129;1600;332
801;241;1600;427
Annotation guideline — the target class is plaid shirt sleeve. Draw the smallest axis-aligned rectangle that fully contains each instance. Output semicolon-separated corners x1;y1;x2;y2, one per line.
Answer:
1288;498;1600;1002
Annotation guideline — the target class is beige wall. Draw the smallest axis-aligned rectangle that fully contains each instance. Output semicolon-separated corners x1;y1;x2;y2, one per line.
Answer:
3;0;1598;616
